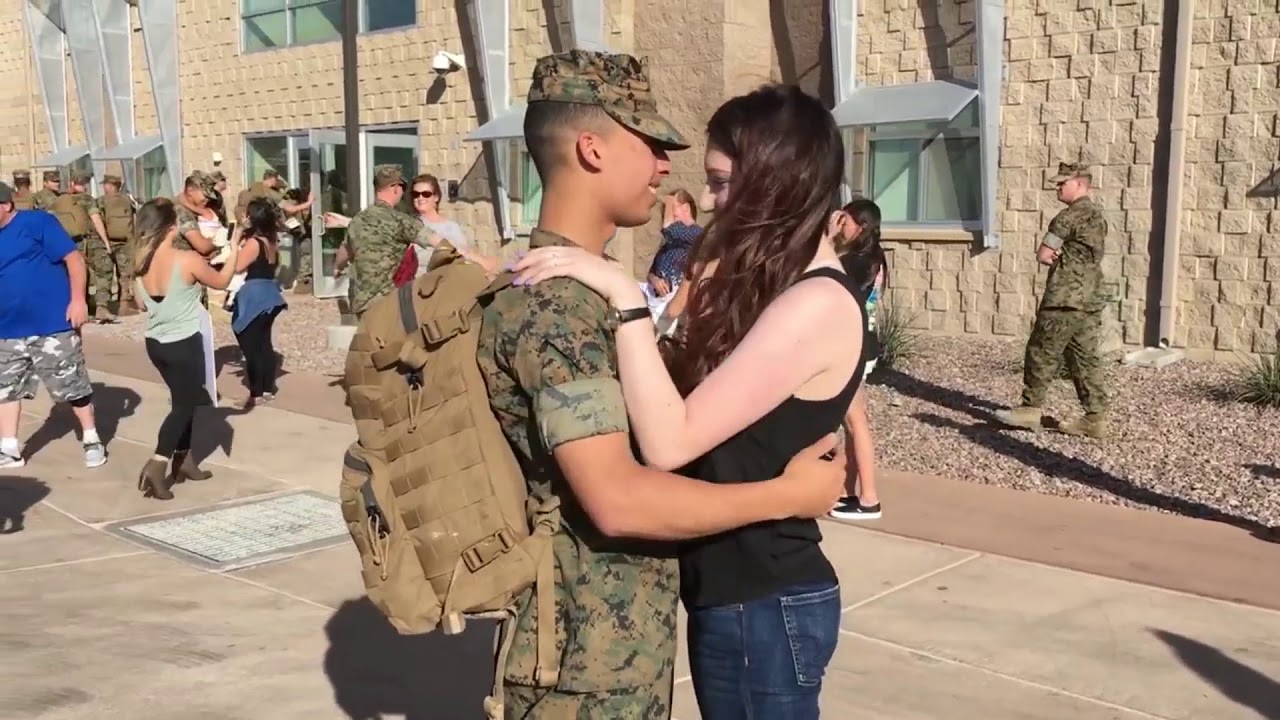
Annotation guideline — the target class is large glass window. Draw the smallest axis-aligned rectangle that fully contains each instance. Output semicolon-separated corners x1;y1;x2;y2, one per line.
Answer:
245;136;290;186
510;142;542;231
140;146;169;200
364;0;416;32
864;100;981;224
243;0;413;50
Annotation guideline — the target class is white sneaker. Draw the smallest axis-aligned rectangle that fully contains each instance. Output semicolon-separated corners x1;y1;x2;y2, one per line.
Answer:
0;450;25;469
84;442;107;469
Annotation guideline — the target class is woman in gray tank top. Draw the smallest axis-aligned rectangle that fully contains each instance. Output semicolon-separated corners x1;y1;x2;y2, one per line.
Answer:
132;198;241;500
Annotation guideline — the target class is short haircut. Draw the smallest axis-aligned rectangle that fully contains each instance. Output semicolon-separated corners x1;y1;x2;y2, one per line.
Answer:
523;102;614;182
183;174;205;191
671;189;697;221
263;169;280;180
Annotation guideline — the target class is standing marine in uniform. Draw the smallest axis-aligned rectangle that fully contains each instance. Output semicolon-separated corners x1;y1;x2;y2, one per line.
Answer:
49;173;117;323
97;174;139;315
475;50;846;719
11;171;35;210
996;162;1110;438
343;165;432;318
32;170;61;209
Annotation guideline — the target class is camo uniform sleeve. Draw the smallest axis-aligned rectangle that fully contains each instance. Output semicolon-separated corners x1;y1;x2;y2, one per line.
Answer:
1043;206;1071;251
510;283;629;450
81;194;101;217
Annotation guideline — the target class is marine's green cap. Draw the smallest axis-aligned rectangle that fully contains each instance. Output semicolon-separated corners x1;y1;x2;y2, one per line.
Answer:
373;164;407;190
1050;162;1091;184
43;170;60;183
528;49;689;150
70;172;93;186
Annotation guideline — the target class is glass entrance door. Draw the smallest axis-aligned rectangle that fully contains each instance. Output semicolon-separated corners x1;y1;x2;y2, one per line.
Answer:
308;129;350;300
363;131;420;211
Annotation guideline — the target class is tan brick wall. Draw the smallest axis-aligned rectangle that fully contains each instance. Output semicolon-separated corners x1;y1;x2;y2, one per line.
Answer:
0;0;44;173
1180;0;1280;356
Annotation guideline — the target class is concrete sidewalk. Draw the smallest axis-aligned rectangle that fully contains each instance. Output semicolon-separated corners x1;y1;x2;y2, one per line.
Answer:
2;367;1280;719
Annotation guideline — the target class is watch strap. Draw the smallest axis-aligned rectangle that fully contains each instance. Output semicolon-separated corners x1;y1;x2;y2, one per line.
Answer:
614;306;651;326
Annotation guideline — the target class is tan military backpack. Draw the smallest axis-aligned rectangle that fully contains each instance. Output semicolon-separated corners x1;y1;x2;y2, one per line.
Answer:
101;193;135;241
49;193;90;238
339;245;559;719
12;191;34;211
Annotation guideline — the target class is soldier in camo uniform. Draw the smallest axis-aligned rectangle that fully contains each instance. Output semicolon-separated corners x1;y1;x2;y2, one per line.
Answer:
343;165;433;317
54;174;118;323
476;49;845;719
32;170;61;209
997;162;1111;438
11;171;35;210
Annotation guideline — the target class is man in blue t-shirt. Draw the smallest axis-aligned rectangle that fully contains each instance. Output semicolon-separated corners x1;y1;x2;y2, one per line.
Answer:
0;182;106;469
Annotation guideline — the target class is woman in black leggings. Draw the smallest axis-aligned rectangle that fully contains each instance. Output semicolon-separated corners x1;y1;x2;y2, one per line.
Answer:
134;199;241;499
230;198;287;408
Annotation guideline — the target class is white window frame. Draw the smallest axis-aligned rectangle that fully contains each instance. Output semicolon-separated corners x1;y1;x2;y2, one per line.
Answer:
240;0;417;53
863;101;983;230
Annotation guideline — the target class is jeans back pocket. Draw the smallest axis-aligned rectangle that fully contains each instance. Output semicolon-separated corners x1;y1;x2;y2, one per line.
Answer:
779;584;841;687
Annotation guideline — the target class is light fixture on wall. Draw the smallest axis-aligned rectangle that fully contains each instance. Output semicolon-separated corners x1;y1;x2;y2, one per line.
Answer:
211;152;223;167
432;51;465;74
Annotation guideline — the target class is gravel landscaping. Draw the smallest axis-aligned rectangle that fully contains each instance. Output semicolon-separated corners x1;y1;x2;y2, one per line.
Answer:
868;336;1280;530
88;299;1280;530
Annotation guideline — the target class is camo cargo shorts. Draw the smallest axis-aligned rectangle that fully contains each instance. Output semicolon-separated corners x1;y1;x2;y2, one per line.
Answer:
0;331;94;403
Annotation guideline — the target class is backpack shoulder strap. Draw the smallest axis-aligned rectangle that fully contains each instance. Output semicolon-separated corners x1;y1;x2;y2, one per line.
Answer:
396;282;418;335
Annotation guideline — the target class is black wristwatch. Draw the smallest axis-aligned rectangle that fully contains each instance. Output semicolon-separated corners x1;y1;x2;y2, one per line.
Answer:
609;306;651;330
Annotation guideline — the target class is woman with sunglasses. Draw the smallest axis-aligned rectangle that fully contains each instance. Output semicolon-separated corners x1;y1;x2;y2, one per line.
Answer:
407;173;499;277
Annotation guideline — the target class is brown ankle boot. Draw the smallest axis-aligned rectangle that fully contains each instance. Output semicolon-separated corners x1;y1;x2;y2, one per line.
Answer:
171;452;213;483
138;459;174;500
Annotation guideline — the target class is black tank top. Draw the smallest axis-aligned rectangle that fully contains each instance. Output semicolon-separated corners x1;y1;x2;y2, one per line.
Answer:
245;236;278;280
679;266;868;608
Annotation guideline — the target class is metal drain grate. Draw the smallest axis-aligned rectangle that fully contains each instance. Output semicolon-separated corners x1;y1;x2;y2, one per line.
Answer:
110;491;349;571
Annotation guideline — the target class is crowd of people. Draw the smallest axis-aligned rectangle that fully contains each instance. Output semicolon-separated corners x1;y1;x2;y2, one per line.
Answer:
0;42;1112;719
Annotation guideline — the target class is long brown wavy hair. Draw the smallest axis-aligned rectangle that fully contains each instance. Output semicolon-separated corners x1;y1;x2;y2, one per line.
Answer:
132;197;178;278
668;84;845;395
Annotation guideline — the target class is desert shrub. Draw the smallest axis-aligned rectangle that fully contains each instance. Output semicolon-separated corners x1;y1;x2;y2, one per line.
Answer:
1231;353;1280;408
876;296;923;370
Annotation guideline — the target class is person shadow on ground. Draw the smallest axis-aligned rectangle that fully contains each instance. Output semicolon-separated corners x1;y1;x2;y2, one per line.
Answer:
22;383;141;458
0;477;51;534
322;598;497;720
1152;630;1280;719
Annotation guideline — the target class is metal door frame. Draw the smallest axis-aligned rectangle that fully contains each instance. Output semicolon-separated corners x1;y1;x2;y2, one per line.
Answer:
309;129;347;299
362;132;420;209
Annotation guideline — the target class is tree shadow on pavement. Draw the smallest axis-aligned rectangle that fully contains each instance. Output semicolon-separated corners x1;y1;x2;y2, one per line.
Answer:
0;477;51;534
22;383;141;458
912;411;1277;540
322;598;497;720
1151;629;1280;719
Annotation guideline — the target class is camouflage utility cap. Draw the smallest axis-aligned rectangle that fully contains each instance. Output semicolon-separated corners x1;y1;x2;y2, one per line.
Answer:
373;164;406;190
102;174;123;186
528;49;689;150
13;170;30;181
71;172;93;186
211;170;227;182
1050;162;1091;184
43;170;60;182
190;170;216;193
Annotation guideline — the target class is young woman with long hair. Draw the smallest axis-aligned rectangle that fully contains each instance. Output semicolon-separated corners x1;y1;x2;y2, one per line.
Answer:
512;84;865;719
829;198;886;520
230;197;287;407
133;198;240;500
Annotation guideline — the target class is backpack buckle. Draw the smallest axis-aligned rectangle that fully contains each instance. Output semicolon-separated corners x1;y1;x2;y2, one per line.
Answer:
422;309;470;345
461;528;517;573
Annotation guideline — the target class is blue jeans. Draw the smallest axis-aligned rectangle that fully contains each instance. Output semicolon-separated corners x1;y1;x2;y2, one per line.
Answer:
687;582;841;720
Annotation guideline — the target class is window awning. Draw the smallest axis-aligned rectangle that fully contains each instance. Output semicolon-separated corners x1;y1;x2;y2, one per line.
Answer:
33;144;90;168
95;134;162;161
465;104;526;142
831;80;979;128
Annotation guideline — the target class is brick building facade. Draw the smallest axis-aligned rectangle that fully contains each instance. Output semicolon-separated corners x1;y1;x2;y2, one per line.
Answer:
0;0;1276;359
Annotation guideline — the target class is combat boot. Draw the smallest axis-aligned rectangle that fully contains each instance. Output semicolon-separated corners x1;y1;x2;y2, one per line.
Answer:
1059;413;1108;440
994;405;1043;431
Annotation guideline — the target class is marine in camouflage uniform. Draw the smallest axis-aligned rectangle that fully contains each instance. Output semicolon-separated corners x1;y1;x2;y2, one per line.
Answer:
11;171;35;210
174;175;218;308
96;174;138;314
997;162;1111;438
62;174;118;322
344;165;430;317
32;170;61;210
475;49;690;720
